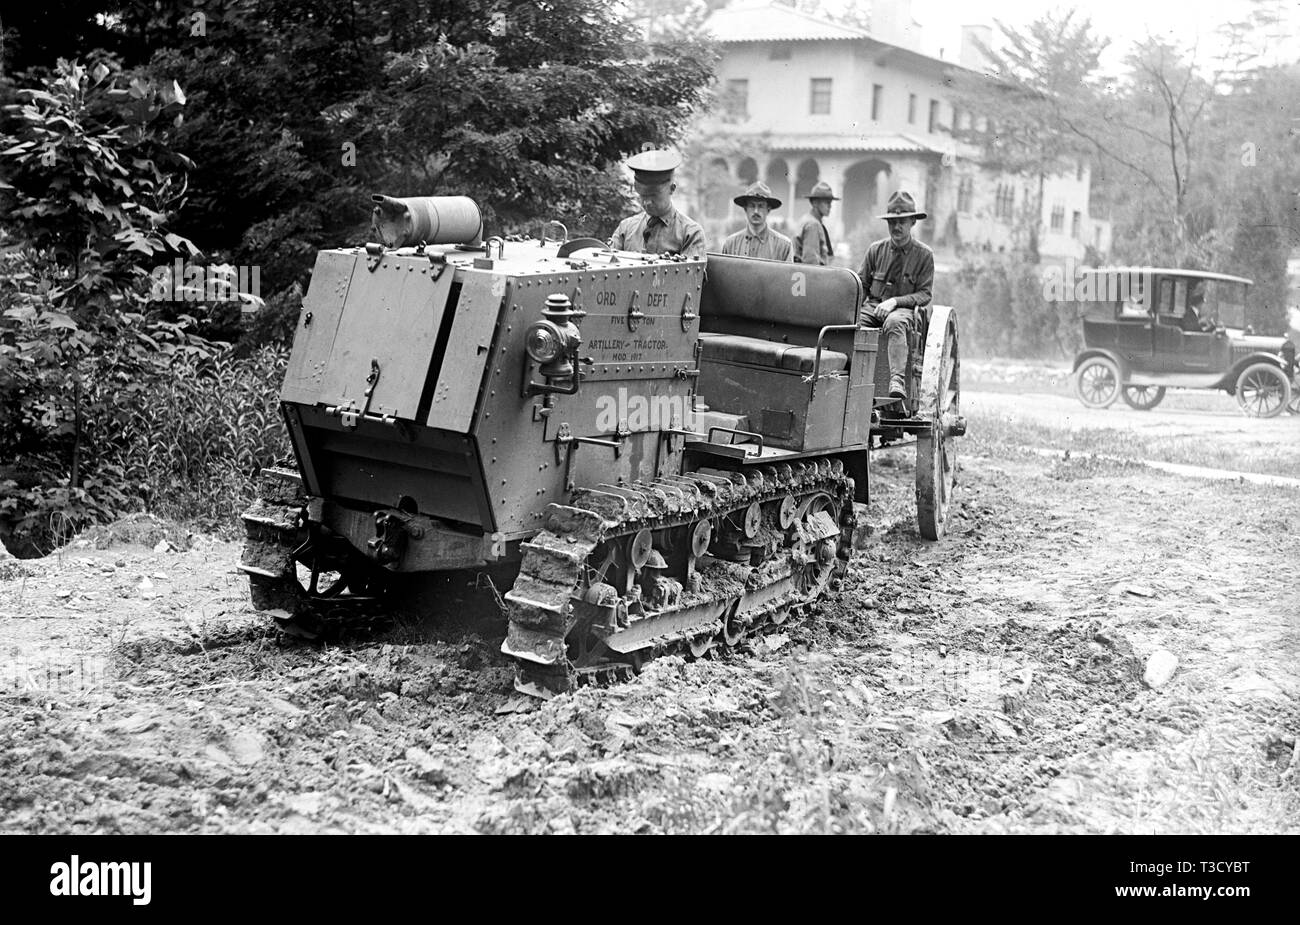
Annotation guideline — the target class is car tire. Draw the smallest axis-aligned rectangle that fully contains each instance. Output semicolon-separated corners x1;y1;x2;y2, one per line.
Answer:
1073;357;1121;409
1121;385;1166;411
1233;363;1291;418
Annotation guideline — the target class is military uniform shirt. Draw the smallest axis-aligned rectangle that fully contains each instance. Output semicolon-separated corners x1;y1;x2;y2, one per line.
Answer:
793;210;833;265
609;207;706;258
859;237;934;309
719;227;793;261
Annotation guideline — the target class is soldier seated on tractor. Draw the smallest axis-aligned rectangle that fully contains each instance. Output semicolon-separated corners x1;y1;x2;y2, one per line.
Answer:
858;191;934;399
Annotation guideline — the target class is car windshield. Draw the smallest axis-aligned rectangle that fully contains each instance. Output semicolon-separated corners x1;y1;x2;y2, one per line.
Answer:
1154;276;1248;329
1201;280;1248;328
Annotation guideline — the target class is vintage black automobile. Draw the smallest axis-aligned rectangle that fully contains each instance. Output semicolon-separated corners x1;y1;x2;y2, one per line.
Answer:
1071;268;1293;417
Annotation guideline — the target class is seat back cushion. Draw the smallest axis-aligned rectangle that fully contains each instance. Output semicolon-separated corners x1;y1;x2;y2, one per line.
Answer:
701;253;863;351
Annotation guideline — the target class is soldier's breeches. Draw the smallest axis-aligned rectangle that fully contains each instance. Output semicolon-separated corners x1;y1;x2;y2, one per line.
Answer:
883;308;913;380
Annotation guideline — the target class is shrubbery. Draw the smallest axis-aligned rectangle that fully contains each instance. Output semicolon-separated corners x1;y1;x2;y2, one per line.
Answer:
0;60;283;555
940;255;1083;359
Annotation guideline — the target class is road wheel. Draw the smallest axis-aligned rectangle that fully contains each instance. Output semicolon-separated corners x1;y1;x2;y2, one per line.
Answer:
1073;357;1120;409
915;305;960;541
1121;384;1166;411
1234;363;1291;418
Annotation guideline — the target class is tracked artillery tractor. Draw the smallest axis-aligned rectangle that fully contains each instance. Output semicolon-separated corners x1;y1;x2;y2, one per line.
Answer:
239;195;965;697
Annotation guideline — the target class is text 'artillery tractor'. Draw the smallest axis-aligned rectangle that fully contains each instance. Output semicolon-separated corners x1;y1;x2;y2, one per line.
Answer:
239;195;966;696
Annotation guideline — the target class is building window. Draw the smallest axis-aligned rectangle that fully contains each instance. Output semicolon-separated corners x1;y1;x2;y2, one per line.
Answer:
950;106;961;133
995;183;1015;221
871;84;884;121
957;176;973;213
724;79;749;120
928;99;939;133
770;44;791;60
908;94;917;124
1072;211;1082;239
810;78;832;115
1050;203;1065;232
1076;161;1085;181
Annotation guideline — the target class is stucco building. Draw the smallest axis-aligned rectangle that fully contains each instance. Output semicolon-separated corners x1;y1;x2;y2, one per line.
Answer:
689;0;1111;268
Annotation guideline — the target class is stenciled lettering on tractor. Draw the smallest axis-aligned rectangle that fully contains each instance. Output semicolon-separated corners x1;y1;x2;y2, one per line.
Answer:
594;387;697;433
238;193;964;698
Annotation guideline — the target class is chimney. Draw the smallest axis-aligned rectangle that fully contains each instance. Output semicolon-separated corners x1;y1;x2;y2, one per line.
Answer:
960;25;993;71
870;0;921;51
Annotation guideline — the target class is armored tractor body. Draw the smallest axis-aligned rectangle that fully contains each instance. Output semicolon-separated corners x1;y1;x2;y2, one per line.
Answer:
240;196;963;696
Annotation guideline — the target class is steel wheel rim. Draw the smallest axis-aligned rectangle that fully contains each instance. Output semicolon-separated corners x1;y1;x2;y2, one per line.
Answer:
917;312;958;540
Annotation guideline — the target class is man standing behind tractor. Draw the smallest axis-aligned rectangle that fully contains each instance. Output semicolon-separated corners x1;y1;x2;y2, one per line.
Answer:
608;150;706;258
793;181;838;265
720;181;792;261
859;191;934;400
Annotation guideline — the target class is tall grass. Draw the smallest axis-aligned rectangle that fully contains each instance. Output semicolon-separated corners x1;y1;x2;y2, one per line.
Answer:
114;345;291;534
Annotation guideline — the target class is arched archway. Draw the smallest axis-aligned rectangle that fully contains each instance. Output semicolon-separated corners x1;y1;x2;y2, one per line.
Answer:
765;159;791;221
794;158;820;200
843;159;892;236
737;157;758;186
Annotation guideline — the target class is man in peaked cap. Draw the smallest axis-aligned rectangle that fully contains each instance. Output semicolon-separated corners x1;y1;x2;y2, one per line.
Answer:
792;181;838;265
859;190;934;400
720;181;793;261
608;149;706;258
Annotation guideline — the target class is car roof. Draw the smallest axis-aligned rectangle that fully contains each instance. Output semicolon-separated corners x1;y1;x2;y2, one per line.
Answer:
1078;267;1254;286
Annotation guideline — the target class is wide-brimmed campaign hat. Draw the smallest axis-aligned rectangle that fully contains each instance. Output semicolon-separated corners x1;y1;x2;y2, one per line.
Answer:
734;181;781;210
807;181;840;201
627;149;681;185
877;190;927;220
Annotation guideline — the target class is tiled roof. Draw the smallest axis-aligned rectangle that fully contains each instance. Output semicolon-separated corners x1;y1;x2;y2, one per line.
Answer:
705;2;870;42
763;133;944;154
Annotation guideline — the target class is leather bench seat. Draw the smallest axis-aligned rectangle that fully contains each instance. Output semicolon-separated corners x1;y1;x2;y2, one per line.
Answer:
699;332;849;374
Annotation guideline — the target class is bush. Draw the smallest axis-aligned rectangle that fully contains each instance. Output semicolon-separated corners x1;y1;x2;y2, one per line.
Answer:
111;344;291;534
941;254;1082;359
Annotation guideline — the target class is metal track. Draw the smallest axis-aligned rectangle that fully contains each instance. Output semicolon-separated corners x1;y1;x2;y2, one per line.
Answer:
501;459;855;698
238;467;394;640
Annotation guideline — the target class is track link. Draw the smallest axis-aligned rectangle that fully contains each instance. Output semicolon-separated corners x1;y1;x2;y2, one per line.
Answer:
238;467;394;640
502;459;855;698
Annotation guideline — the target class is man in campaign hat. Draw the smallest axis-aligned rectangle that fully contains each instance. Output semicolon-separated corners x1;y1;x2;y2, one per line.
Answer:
793;181;838;265
608;149;706;258
720;181;792;261
858;191;934;400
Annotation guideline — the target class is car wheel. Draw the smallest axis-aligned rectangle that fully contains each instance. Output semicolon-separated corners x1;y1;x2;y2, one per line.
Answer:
1121;384;1166;411
1233;363;1291;418
1073;357;1121;409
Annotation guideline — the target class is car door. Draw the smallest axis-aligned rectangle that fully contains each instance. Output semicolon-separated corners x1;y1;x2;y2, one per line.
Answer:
1111;292;1153;369
1151;277;1189;371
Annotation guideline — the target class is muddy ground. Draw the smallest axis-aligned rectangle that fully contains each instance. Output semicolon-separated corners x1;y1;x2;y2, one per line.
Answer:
2;376;1298;834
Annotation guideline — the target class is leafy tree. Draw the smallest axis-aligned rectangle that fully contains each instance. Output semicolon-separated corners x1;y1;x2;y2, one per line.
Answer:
337;0;715;236
0;58;215;554
67;0;717;340
950;10;1105;261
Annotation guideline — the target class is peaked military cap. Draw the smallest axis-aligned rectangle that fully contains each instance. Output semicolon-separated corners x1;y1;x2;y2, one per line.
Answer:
627;149;682;185
807;181;840;201
877;190;927;220
734;181;782;210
